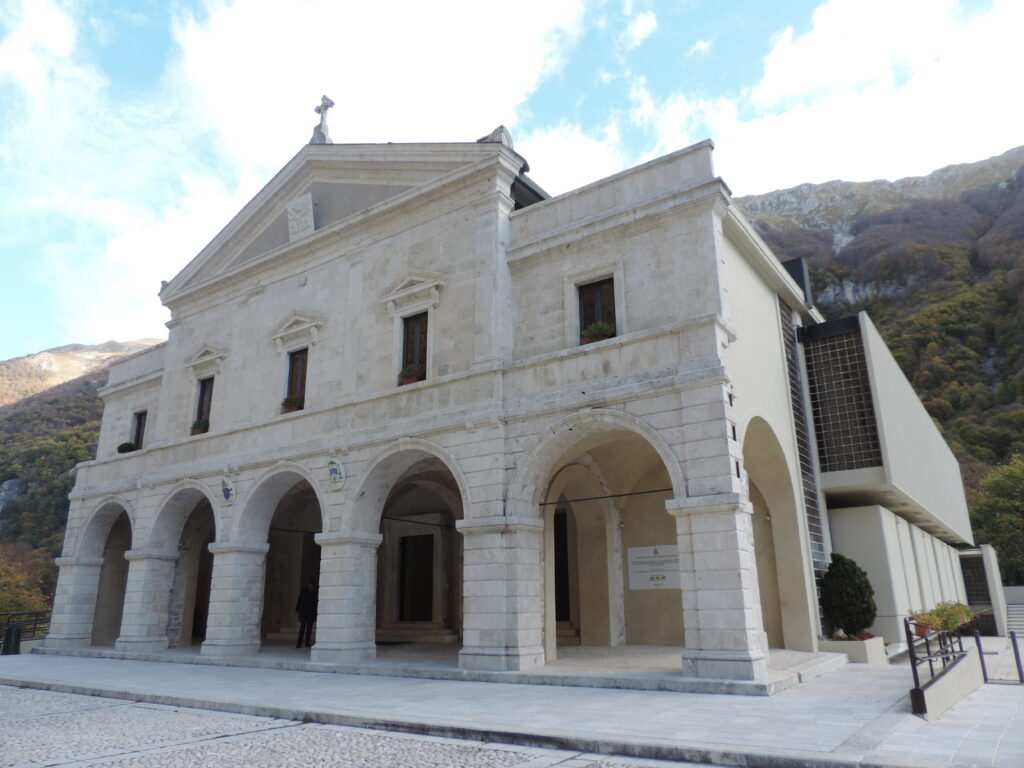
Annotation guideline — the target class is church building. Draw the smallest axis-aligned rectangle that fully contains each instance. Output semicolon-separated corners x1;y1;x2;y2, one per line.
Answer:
45;107;996;686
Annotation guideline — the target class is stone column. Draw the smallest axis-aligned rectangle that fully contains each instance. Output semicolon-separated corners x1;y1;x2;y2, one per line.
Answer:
310;532;382;664
458;516;544;671
670;380;767;681
670;495;768;680
115;549;178;652
200;543;268;657
45;557;104;649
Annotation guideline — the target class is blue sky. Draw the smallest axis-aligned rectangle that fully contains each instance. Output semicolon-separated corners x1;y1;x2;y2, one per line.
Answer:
0;0;1018;361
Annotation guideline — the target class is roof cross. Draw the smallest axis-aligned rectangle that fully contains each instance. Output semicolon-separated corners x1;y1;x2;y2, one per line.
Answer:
310;95;335;144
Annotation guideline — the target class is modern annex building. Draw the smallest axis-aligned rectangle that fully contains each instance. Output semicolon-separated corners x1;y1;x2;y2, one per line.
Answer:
46;122;998;684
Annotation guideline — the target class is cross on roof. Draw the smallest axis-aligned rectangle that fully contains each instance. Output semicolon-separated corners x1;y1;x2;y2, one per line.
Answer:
310;95;335;145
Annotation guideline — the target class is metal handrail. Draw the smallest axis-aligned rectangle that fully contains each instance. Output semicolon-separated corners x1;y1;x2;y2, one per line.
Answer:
0;610;51;639
903;617;967;691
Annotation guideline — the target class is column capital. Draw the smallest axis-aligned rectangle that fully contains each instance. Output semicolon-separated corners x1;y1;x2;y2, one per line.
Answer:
207;542;270;555
54;556;104;568
666;493;751;517
456;515;544;534
314;531;382;548
124;548;178;562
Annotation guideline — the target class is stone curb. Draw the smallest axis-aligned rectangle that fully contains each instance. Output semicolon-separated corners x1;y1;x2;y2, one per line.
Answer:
0;675;935;768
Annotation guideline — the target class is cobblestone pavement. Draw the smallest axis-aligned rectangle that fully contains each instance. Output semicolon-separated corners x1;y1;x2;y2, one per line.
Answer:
0;686;702;768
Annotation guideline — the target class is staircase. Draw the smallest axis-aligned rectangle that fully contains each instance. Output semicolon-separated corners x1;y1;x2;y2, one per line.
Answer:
1008;603;1024;635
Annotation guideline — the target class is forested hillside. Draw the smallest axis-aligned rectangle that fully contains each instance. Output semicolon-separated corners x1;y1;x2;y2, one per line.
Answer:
740;147;1024;581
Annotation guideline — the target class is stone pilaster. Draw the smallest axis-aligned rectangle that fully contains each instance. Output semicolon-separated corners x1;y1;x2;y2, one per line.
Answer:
669;494;768;681
457;515;544;671
115;549;178;652
670;380;767;681
200;543;269;657
45;557;104;649
309;532;382;664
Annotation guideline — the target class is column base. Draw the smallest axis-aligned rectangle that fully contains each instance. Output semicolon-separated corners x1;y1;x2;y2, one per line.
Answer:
680;648;768;681
310;642;376;664
115;637;170;653
200;640;260;657
459;645;545;672
43;634;91;650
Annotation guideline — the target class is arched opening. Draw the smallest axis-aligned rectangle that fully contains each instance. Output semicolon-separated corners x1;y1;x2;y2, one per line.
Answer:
742;417;819;652
166;500;215;647
259;478;323;651
376;456;464;648
541;429;681;662
91;510;131;646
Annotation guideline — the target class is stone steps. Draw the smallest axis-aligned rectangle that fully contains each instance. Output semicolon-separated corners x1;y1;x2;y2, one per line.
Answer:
1006;604;1024;633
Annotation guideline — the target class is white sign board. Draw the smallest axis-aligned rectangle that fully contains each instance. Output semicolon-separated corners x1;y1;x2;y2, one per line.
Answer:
627;545;681;590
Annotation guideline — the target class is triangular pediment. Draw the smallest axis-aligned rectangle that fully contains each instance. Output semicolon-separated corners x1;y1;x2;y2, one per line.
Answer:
271;312;324;349
160;141;524;305
187;344;227;375
383;271;446;314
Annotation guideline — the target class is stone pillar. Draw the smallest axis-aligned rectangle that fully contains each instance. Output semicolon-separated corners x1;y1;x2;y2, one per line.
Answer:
458;516;544;671
670;495;768;680
670;380;767;681
45;557;104;649
310;532;382;664
200;543;268;657
115;549;178;652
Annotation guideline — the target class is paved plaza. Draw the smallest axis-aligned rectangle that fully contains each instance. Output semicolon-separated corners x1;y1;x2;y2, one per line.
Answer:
1;639;1023;768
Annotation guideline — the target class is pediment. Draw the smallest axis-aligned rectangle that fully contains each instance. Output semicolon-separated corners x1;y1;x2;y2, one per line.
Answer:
383;271;445;315
187;344;227;376
271;312;324;350
159;144;497;304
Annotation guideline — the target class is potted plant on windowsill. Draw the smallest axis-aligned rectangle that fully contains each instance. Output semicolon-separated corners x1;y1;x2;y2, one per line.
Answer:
116;441;137;453
280;396;304;414
580;320;616;345
398;363;426;386
190;418;209;436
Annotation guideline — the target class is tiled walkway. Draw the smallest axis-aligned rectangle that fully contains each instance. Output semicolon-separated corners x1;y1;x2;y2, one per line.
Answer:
1;638;1022;767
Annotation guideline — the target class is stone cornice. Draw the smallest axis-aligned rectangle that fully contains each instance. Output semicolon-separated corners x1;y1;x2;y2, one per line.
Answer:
97;369;164;398
507;180;725;265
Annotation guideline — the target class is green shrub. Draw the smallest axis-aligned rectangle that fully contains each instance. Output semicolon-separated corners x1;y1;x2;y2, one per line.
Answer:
820;553;877;637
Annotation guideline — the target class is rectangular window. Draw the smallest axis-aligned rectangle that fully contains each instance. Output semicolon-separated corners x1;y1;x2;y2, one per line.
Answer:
578;277;616;344
193;376;214;433
400;312;428;384
285;348;308;408
132;410;147;449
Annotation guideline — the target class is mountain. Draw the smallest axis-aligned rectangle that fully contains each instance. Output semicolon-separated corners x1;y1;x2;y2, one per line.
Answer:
737;146;1024;501
0;340;161;598
0;339;162;407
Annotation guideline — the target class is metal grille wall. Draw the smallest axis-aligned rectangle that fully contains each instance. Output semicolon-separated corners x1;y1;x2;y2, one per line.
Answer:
801;323;883;472
778;299;829;577
961;555;992;605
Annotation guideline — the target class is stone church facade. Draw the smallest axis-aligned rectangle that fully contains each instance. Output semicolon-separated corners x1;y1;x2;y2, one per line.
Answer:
46;128;984;683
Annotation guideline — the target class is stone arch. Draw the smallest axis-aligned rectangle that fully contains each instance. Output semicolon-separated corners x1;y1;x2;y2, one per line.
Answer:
350;438;472;534
76;496;134;560
741;415;819;651
144;481;220;648
232;462;327;545
146;480;220;553
507;409;685;519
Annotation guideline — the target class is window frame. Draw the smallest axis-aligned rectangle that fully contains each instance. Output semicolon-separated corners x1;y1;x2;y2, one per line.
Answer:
563;263;625;348
194;376;214;433
284;346;308;409
131;410;148;450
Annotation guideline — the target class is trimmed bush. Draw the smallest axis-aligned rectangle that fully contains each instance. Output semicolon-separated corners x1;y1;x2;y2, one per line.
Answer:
820;553;877;637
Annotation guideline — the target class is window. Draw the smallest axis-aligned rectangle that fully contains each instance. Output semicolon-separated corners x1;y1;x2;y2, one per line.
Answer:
578;277;616;344
193;376;214;434
132;411;147;449
283;347;308;410
400;312;428;384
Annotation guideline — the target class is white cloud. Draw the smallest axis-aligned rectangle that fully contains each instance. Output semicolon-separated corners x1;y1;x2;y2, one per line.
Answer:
517;123;627;196
620;10;657;51
687;39;710;57
0;0;586;352
638;0;1024;194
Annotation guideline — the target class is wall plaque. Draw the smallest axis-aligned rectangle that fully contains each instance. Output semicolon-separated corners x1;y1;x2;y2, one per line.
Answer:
627;545;681;590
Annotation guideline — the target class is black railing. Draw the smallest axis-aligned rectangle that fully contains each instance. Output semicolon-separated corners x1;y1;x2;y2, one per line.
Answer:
975;629;1024;685
1;610;51;640
904;617;969;714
